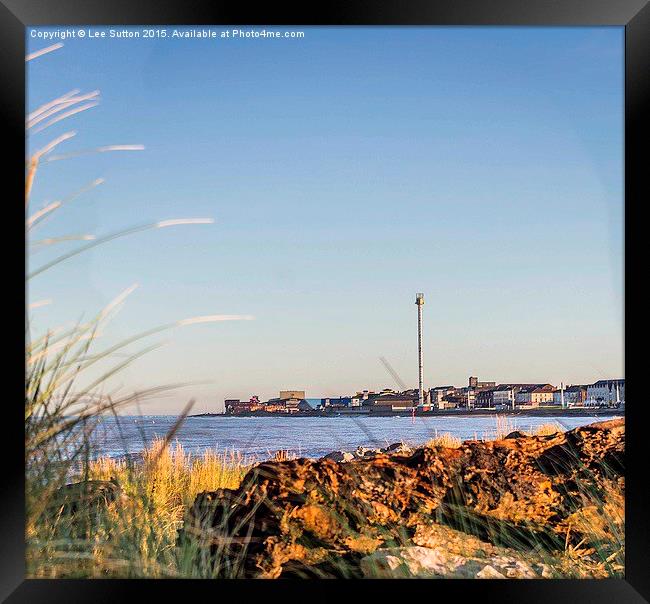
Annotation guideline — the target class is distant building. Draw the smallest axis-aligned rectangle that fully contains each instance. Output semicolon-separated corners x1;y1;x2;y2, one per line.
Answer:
359;389;399;407
225;396;268;414
276;390;309;413
224;399;244;414
263;400;288;413
586;379;625;405
469;376;496;389
492;384;542;408
475;388;497;408
516;387;535;406
320;396;361;409
515;384;555;406
262;396;312;413
452;387;474;408
441;393;468;409
351;391;377;407
431;385;476;409
279;390;305;401
400;388;430;405
552;385;587;406
429;386;455;408
371;392;418;412
492;385;515;408
531;385;555;405
223;390;313;414
285;398;313;413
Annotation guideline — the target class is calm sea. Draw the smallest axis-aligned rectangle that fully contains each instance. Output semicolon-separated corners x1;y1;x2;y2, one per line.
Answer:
89;414;617;460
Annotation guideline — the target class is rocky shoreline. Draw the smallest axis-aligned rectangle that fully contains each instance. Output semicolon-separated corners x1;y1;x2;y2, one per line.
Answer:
177;418;624;578
54;419;624;578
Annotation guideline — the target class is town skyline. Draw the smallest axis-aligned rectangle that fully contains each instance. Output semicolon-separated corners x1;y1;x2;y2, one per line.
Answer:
202;373;626;415
216;376;625;417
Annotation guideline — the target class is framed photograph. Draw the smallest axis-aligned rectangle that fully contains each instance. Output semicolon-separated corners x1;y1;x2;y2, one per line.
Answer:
3;0;647;601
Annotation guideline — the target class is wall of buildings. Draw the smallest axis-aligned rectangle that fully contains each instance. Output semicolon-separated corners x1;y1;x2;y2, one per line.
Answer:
586;380;625;404
493;387;515;407
279;390;305;401
224;378;624;415
552;387;587;405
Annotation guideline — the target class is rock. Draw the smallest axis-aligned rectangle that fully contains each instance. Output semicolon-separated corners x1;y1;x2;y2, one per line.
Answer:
354;446;380;458
320;444;411;463
476;565;506;579
382;442;412;454
45;478;126;536
413;522;500;557
534;563;555;578
361;546;468;578
504;431;529;439
49;478;125;517
321;450;354;463
360;540;541;579
412;523;540;578
178;419;624;578
488;555;538;578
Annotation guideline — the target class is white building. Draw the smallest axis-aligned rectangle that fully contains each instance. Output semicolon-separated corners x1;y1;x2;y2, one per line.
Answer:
429;386;455;408
552;385;587;406
515;387;536;405
586;379;625;405
493;385;515;408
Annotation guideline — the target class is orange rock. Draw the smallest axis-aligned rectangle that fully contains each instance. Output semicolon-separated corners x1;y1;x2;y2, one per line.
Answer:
178;419;624;578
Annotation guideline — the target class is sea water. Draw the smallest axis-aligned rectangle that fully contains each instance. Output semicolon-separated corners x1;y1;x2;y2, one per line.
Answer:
89;414;618;460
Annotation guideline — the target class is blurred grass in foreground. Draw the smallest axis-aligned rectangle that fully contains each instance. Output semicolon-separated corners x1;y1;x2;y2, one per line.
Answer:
25;43;224;578
27;439;248;578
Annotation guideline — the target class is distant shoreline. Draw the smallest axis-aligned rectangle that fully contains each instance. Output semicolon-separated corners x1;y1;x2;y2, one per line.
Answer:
189;408;624;419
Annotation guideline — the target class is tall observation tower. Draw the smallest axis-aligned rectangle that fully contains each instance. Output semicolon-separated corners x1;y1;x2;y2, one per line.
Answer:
415;293;425;407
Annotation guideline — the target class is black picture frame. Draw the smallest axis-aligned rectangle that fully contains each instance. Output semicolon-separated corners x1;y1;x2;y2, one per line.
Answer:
3;0;646;601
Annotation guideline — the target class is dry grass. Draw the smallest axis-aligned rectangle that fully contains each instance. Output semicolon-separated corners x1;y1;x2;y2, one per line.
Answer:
483;417;563;441
493;414;519;440
531;422;563;436
270;449;298;462
421;418;569;451
88;438;248;510
425;432;462;449
27;438;250;578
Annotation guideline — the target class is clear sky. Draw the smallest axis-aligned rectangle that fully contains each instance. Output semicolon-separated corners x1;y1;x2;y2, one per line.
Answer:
27;26;624;414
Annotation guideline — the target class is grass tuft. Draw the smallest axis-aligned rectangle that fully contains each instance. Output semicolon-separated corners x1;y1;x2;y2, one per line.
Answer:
425;432;462;449
28;438;249;578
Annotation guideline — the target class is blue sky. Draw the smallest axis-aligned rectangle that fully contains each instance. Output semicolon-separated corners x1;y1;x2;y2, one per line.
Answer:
27;27;624;413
